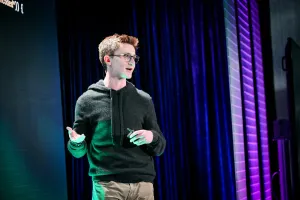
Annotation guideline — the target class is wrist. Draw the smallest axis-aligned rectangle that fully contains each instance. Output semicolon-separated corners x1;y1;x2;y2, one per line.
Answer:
70;140;84;147
151;131;158;144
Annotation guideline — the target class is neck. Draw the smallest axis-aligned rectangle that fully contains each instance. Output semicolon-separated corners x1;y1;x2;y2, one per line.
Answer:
103;73;127;91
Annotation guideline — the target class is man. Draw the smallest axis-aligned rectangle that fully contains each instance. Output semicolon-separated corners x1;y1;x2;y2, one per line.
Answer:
66;34;166;200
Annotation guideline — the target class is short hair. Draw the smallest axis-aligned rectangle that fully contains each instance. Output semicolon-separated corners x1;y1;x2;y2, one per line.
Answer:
98;34;139;70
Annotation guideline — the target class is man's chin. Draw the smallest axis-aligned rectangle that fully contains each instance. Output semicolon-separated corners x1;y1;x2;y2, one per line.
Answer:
126;74;132;79
119;73;132;79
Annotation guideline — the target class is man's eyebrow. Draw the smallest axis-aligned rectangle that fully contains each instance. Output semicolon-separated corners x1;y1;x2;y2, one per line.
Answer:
123;53;136;56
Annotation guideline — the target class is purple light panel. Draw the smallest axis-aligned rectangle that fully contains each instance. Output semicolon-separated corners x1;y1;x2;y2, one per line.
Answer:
250;0;272;199
223;0;272;199
237;0;261;198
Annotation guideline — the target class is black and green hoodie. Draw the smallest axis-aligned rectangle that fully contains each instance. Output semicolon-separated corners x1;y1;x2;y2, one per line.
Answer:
67;80;166;183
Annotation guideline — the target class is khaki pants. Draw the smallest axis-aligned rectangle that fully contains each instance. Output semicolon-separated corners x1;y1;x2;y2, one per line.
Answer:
92;181;154;200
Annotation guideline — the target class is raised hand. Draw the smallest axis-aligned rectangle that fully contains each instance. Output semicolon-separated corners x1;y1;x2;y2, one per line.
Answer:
66;126;86;143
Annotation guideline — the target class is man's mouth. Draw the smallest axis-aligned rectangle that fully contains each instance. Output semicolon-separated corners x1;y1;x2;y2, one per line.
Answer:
126;68;133;71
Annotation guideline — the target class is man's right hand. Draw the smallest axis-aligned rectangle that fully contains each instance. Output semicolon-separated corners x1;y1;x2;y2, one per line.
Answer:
66;126;86;143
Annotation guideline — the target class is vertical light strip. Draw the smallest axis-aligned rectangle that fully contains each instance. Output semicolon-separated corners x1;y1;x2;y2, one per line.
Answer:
236;0;261;198
224;0;272;199
223;0;247;199
250;0;272;199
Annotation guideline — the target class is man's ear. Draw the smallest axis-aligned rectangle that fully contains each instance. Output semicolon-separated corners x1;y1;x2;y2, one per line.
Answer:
103;55;111;67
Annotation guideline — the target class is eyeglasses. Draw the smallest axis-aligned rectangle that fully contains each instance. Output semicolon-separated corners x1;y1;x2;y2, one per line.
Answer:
110;53;140;64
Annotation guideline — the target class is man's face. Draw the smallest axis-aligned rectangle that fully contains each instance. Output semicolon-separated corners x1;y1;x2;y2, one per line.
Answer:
109;43;136;79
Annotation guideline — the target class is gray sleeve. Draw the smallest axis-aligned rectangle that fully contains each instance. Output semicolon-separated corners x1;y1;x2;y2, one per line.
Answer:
67;97;89;158
143;98;166;156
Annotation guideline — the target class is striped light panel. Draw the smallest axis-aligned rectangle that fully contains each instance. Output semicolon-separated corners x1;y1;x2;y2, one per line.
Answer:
237;0;261;198
249;0;272;199
223;0;272;199
223;0;248;199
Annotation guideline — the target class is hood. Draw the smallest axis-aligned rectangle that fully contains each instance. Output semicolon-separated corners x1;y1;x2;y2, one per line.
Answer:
87;80;110;93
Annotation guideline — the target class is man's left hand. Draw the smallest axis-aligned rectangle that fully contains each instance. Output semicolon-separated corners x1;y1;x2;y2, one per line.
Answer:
128;130;153;146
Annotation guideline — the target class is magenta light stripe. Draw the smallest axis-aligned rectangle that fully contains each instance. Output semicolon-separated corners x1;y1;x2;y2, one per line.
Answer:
237;0;261;198
250;0;272;199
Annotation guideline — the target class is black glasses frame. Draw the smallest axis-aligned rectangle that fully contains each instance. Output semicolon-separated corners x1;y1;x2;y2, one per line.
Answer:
110;53;140;63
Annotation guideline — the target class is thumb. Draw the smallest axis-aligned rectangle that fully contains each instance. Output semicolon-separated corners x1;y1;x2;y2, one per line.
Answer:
66;126;73;134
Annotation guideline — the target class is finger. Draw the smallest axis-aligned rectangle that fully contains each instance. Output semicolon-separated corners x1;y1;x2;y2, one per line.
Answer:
130;136;141;143
127;132;133;137
66;127;73;134
130;135;144;143
126;128;134;137
129;130;144;138
136;142;145;146
134;139;146;146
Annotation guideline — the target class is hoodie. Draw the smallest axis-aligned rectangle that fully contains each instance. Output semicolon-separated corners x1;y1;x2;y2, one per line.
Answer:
67;80;166;183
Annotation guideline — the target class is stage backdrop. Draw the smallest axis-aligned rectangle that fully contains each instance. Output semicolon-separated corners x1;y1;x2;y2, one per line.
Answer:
0;1;68;199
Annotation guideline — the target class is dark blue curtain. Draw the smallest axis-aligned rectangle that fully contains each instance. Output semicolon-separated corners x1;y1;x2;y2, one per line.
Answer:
57;0;236;199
